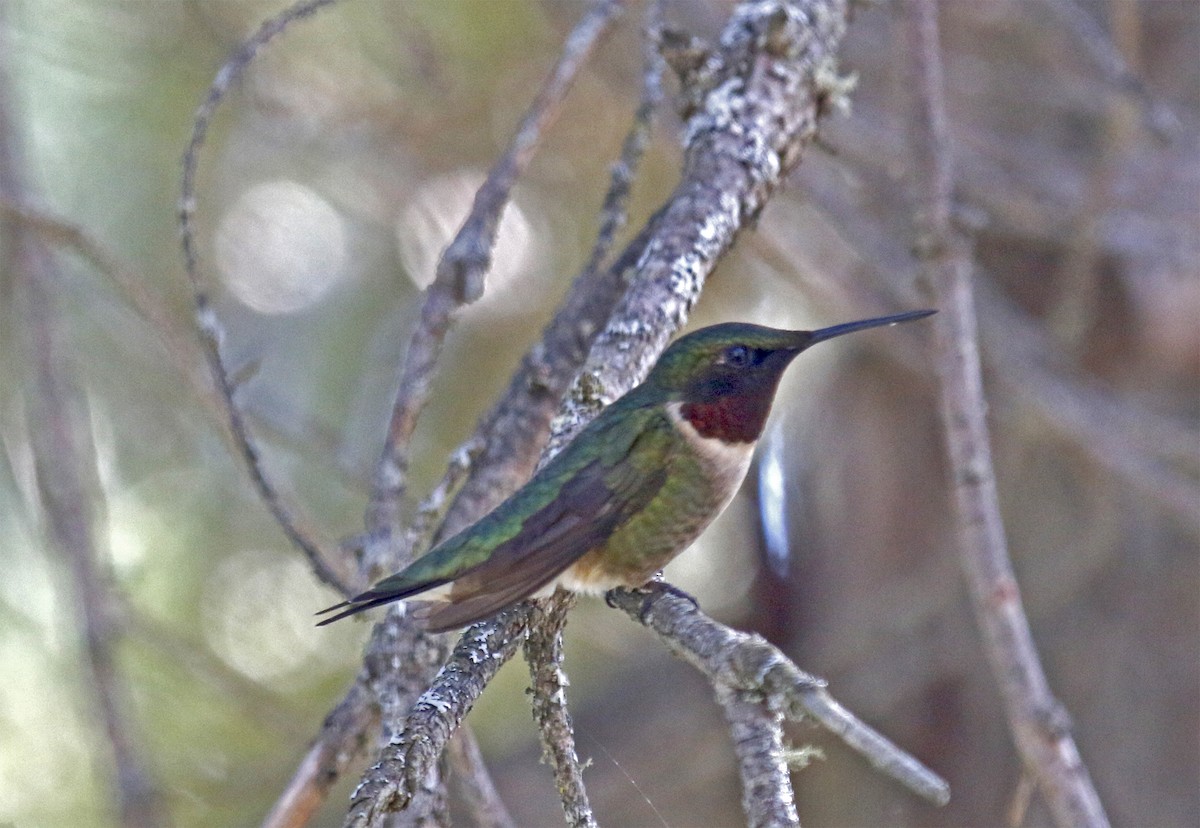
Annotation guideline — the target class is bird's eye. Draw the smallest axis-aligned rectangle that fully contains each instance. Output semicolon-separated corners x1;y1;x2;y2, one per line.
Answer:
723;345;751;367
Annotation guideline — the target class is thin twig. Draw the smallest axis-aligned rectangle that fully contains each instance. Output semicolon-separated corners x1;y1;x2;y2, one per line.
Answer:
976;279;1200;536
179;0;353;595
523;595;595;828
902;1;1110;826
263;681;379;828
398;0;662;551
0;199;373;500
606;585;951;807
485;16;667;818
1040;0;1179;142
365;0;628;542
446;728;519;828
793;123;1200;517
10;252;169;828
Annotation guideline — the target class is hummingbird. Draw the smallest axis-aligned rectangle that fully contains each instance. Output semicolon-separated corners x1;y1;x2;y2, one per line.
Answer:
318;309;935;632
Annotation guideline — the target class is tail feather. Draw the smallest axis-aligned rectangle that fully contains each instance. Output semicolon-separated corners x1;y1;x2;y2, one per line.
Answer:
314;578;450;627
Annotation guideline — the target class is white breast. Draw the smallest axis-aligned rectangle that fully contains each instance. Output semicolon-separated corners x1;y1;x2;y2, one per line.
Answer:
665;401;756;510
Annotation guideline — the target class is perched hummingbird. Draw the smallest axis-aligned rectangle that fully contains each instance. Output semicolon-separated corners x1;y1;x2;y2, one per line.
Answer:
318;309;935;632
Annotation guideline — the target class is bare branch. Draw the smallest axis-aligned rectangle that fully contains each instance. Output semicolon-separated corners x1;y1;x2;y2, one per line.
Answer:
263;681;379;828
9;254;168;828
716;684;800;828
1040;0;1180;142
446;728;518;828
524;595;595;828
606;585;951;807
365;0;628;541
793;135;1200;527
429;0;667;547
179;0;353;595
902;1;1110;825
976;280;1200;536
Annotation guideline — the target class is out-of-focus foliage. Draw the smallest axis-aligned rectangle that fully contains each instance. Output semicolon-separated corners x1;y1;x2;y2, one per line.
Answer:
0;1;1195;827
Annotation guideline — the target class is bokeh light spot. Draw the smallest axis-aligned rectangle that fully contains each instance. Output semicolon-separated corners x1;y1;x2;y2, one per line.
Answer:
215;180;348;314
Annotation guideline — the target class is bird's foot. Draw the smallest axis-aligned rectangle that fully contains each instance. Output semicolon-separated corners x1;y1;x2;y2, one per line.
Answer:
645;578;700;610
628;579;701;624
604;579;701;624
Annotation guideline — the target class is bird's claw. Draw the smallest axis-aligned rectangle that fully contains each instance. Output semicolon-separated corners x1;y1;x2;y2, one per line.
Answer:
633;580;700;624
647;580;700;610
604;580;701;624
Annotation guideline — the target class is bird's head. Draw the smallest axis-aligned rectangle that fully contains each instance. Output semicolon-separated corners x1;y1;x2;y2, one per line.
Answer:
642;310;935;443
648;309;935;403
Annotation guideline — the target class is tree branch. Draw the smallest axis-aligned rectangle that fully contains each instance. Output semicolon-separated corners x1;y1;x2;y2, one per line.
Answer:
1039;0;1179;142
606;585;951;808
262;680;378;828
364;0;627;543
716;684;800;828
345;611;531;827
179;0;353;595
524;595;595;828
902;1;1110;825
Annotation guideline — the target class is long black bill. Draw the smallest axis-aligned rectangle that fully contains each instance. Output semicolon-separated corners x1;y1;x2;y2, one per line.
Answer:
806;308;936;346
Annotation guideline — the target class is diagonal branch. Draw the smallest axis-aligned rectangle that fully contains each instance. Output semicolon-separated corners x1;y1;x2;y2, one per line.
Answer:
902;1;1110;825
1039;0;1179;142
345;610;531;827
364;0;628;543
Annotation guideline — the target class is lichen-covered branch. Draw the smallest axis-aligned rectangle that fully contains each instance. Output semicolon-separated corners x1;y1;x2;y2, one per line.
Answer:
345;611;530;827
716;684;800;828
523;595;595;828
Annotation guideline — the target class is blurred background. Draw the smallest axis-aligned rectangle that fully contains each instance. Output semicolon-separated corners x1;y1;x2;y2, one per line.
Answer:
0;0;1196;826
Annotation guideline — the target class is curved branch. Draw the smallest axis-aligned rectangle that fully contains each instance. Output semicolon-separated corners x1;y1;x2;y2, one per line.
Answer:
179;0;353;595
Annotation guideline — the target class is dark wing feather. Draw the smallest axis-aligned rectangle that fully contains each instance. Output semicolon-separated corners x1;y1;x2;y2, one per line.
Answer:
316;404;674;630
416;449;668;632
